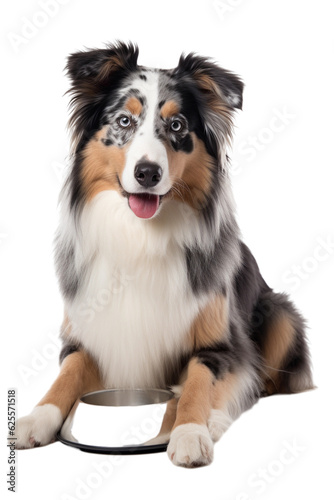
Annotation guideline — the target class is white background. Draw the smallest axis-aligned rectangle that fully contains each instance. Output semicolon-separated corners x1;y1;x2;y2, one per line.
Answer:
1;0;333;499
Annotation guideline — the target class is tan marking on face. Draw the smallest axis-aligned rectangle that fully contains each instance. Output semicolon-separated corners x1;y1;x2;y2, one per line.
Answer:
81;126;128;201
166;134;214;209
262;313;295;393
172;359;214;428
38;350;103;419
189;294;229;350
125;96;143;116
160;100;180;119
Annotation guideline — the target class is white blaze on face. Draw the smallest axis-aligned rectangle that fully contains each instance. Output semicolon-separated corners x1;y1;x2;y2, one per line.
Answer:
121;71;170;196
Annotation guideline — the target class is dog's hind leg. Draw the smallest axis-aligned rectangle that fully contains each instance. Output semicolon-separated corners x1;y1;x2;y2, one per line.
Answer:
14;350;103;449
252;291;314;396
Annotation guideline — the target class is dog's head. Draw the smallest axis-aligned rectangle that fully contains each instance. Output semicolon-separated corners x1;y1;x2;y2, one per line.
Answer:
66;41;243;219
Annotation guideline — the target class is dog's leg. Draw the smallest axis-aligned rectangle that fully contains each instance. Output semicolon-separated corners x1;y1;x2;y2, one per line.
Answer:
207;375;237;444
14;350;103;449
252;291;314;395
207;367;259;443
167;358;215;467
144;397;178;446
167;357;260;467
59;399;80;442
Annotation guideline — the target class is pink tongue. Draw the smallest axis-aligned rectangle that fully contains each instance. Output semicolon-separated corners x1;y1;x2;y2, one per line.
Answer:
129;193;159;219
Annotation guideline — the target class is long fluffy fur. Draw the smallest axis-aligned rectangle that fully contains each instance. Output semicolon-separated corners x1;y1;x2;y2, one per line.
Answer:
57;40;313;404
14;42;313;463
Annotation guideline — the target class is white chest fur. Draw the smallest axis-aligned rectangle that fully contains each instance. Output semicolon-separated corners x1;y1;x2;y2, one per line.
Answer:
65;191;206;389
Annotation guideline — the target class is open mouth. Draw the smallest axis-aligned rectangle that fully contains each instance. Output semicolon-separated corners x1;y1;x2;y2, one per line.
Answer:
116;176;169;219
128;193;161;219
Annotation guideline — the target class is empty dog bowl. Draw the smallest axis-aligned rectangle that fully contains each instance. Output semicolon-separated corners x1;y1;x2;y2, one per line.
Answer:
57;388;174;455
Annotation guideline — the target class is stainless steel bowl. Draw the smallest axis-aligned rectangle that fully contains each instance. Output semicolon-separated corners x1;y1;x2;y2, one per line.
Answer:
57;388;174;455
80;388;173;407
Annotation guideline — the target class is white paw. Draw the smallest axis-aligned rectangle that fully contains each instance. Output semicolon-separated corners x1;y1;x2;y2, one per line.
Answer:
167;423;213;468
14;404;63;449
208;409;232;442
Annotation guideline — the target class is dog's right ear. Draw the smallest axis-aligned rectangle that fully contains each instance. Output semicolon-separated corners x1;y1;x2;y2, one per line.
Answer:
66;41;139;84
66;41;139;152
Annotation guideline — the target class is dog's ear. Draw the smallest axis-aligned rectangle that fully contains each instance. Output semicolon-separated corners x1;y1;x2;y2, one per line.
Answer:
66;41;139;151
175;53;243;110
173;53;243;158
67;41;139;84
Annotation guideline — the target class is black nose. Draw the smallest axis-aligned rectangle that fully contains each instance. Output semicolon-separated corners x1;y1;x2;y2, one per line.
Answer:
134;161;162;188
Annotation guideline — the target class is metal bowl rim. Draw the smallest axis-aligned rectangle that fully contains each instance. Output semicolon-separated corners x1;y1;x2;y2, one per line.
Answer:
80;387;174;406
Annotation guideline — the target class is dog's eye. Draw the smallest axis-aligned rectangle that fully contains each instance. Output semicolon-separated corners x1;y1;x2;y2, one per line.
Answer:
118;116;132;128
170;120;183;132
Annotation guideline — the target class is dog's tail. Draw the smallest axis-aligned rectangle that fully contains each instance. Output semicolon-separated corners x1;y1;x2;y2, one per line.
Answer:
251;290;314;396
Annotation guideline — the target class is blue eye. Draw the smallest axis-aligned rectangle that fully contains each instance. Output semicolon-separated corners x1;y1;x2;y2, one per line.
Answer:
118;116;131;128
170;120;183;132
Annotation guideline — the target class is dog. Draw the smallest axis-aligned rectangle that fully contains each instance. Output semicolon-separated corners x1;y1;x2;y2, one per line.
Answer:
15;42;313;467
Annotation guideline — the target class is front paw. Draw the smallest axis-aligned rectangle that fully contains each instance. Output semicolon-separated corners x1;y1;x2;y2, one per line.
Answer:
14;404;63;449
167;423;214;468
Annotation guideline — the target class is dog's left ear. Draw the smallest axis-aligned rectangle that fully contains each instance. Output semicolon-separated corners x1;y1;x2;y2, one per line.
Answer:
173;53;243;157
